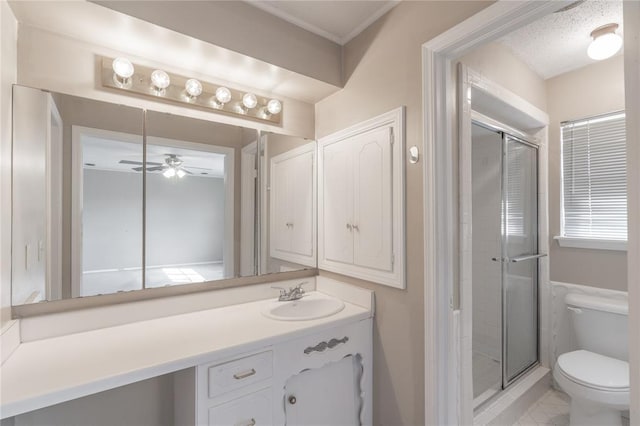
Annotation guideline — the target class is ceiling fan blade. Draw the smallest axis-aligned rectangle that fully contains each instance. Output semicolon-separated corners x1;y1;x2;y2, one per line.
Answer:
132;166;144;172
146;166;164;171
183;165;215;171
119;160;162;166
182;168;193;175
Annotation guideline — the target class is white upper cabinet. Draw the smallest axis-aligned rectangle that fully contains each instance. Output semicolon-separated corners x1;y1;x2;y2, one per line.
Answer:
269;141;317;267
319;107;405;289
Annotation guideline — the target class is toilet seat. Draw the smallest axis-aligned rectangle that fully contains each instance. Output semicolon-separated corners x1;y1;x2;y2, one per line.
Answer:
556;350;629;392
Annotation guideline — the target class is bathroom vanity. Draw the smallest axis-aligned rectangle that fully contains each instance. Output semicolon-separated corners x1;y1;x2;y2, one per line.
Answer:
0;277;374;425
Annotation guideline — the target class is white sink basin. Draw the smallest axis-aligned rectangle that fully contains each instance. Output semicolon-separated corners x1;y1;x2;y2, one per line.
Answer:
262;294;345;321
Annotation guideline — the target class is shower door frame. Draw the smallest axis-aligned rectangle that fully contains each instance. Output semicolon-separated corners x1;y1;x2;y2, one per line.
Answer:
471;117;541;395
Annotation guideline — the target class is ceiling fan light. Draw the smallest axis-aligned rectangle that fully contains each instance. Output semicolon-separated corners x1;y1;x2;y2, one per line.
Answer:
587;24;623;60
176;169;186;178
163;168;176;178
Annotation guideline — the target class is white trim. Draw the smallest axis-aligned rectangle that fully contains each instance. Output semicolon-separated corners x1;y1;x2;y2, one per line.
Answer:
624;3;640;421
71;126;143;298
46;94;63;301
240;141;258;277
554;236;627;251
421;2;568;424
318;107;405;289
146;135;235;279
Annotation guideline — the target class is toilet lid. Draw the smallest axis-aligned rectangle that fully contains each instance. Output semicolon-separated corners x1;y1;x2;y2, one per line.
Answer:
557;350;629;391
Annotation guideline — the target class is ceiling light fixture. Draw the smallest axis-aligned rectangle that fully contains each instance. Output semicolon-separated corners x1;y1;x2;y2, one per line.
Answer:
101;57;283;124
151;69;170;92
587;23;623;61
163;168;176;178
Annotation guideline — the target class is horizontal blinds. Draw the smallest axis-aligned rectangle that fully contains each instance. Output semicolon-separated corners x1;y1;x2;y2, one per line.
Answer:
561;112;627;240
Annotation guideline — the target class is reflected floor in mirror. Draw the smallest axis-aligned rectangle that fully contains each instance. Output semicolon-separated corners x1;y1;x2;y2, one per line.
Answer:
81;262;225;296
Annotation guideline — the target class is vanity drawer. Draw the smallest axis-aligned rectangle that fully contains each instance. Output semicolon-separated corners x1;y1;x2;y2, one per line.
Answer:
208;351;273;398
208;388;272;426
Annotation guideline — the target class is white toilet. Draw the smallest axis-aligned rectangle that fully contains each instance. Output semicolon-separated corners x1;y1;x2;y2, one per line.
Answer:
553;293;629;426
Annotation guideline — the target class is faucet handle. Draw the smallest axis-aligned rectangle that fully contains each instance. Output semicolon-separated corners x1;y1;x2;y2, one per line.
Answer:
294;281;308;290
271;286;287;296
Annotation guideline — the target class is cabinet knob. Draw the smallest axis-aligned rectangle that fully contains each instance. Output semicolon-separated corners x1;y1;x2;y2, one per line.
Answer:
352;224;359;231
288;395;297;405
346;223;352;230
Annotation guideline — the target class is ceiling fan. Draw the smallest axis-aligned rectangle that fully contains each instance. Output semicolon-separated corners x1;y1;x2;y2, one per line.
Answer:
119;154;195;178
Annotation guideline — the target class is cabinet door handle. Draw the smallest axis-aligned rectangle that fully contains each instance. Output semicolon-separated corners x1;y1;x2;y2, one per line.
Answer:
235;419;256;426
352;224;359;231
233;368;256;380
346;223;352;230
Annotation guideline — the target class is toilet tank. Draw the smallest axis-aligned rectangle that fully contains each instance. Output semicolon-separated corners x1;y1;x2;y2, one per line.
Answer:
566;293;628;361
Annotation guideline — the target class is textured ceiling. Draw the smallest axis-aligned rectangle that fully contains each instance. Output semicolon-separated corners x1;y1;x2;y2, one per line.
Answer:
499;0;623;80
248;1;398;45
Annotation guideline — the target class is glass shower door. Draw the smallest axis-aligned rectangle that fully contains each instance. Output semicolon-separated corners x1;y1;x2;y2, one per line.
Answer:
502;135;540;385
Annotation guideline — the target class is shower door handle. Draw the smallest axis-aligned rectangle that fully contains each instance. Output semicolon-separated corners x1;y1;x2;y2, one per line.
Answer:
509;253;547;263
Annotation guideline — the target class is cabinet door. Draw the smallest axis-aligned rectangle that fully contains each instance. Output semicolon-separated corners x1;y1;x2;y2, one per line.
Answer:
208;388;272;426
270;155;293;254
322;141;354;264
284;356;361;426
290;150;314;257
352;126;393;271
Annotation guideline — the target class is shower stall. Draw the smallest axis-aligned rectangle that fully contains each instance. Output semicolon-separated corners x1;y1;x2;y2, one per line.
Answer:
471;119;543;408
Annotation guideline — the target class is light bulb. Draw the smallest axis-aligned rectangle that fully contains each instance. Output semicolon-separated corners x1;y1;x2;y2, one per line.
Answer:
242;93;258;109
215;87;232;104
112;57;134;79
587;23;623;60
185;79;203;98
163;168;176;178
151;70;170;91
266;99;282;115
588;32;623;60
176;169;186;178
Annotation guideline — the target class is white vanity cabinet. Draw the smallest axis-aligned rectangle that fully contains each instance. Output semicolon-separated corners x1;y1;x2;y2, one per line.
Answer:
318;107;405;289
176;318;373;426
269;142;317;267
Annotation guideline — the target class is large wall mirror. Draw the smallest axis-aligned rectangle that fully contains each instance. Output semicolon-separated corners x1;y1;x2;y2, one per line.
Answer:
11;85;317;307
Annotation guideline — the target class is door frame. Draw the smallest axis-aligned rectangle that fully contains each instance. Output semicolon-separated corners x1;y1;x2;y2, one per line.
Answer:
421;2;567;424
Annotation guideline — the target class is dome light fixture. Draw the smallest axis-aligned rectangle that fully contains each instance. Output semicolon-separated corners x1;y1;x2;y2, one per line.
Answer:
150;70;170;92
112;57;134;86
587;23;623;61
213;86;232;108
185;79;203;98
266;99;282;115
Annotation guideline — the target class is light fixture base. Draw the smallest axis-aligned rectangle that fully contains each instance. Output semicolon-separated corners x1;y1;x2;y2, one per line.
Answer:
100;57;282;125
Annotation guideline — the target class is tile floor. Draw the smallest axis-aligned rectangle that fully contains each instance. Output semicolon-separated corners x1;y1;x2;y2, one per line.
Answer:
515;389;630;426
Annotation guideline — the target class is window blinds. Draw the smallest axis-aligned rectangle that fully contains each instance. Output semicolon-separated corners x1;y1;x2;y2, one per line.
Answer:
561;112;627;240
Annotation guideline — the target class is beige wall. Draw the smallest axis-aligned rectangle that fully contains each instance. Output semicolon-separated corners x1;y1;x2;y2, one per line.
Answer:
1;0;17;327
546;55;627;290
13;374;173;426
459;41;548;113
93;1;342;87
315;2;492;424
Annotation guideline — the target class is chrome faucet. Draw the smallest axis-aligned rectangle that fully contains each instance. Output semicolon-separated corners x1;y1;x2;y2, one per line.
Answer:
272;282;307;301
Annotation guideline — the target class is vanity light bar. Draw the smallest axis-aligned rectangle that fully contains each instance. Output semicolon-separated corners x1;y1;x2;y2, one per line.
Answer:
100;57;283;125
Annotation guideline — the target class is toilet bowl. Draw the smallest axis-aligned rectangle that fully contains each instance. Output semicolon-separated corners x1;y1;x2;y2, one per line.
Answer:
553;293;629;426
554;350;629;425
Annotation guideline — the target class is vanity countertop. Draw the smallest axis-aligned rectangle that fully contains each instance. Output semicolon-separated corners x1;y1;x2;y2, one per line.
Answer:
0;281;374;419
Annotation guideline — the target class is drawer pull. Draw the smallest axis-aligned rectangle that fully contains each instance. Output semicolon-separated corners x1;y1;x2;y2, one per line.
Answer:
304;336;349;355
288;395;297;405
233;368;256;380
235;419;256;426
